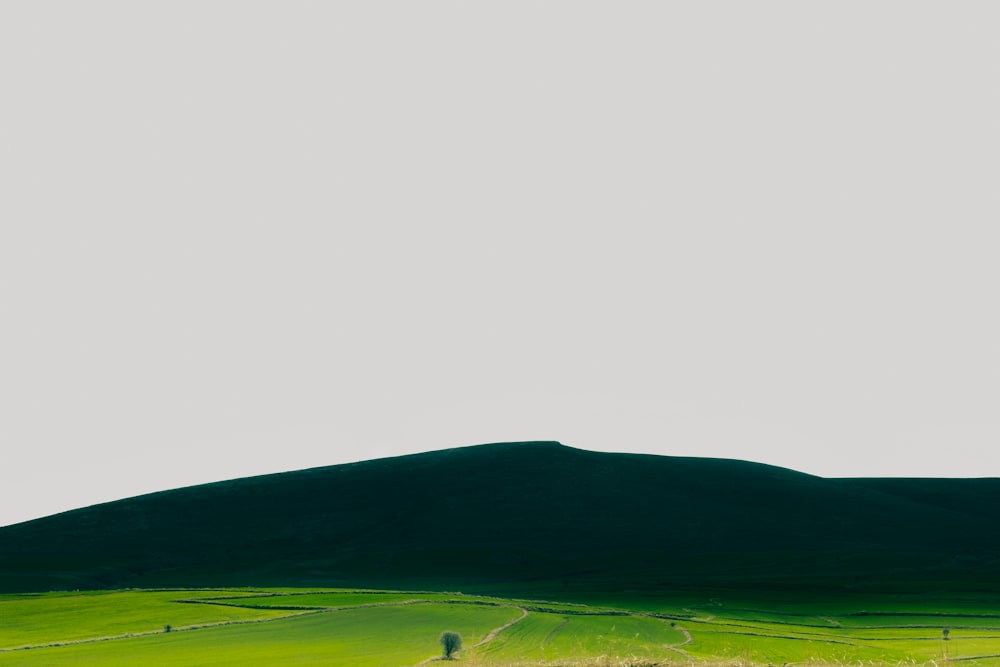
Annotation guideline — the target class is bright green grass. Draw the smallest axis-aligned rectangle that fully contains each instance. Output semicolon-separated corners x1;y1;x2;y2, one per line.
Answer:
679;618;1000;665
688;635;904;664
469;611;568;662
0;602;521;667
0;590;298;649
538;614;686;661
5;588;1000;665
469;612;686;664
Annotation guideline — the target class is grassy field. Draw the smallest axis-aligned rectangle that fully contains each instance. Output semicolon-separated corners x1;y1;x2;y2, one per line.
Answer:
3;587;1000;666
4;446;999;664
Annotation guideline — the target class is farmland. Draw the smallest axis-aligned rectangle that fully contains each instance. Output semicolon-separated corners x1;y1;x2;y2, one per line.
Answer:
3;587;999;666
3;444;1000;664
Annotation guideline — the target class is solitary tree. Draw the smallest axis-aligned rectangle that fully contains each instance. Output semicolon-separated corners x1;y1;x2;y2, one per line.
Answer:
440;631;462;659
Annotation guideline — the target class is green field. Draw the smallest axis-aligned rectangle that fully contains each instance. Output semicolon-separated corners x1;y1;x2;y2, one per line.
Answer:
3;588;999;666
3;445;1000;665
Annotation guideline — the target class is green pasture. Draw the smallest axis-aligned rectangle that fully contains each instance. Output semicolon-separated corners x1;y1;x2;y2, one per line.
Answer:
3;588;1000;665
470;612;687;663
0;601;519;666
0;590;298;649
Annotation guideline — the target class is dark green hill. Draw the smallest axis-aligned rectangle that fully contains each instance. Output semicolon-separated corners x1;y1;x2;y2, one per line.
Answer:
2;442;999;595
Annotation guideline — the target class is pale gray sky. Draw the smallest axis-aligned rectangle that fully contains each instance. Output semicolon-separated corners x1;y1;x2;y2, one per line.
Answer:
2;2;998;527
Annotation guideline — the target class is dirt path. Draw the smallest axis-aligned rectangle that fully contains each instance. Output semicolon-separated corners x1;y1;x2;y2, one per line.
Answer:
664;622;694;660
470;607;529;648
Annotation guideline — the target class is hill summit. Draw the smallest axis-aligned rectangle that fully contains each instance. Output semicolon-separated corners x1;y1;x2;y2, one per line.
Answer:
2;441;999;595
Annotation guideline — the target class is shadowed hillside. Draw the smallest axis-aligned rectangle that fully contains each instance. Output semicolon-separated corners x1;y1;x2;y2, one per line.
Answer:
2;441;999;595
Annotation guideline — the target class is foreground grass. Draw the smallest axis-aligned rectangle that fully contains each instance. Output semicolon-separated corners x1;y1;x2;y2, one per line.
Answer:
0;600;518;666
2;588;999;666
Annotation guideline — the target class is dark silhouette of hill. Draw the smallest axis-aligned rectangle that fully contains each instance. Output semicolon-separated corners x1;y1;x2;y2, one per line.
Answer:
1;441;999;595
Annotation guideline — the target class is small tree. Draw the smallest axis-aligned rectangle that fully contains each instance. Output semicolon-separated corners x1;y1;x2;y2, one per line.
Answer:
439;631;462;659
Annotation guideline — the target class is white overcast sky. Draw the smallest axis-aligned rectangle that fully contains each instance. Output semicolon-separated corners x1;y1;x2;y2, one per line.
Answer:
2;2;998;527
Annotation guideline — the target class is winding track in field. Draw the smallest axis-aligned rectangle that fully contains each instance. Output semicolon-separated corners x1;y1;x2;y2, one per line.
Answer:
413;605;529;665
663;622;694;659
469;606;530;649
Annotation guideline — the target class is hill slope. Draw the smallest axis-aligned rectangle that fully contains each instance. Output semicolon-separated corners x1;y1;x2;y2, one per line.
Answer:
2;441;999;594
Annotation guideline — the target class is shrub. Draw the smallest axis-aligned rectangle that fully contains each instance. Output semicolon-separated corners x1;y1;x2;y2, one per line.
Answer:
439;630;462;659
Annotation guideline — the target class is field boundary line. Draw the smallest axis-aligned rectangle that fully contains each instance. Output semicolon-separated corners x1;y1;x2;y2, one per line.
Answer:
174;596;436;612
0;609;324;653
953;652;1000;661
694;627;858;646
